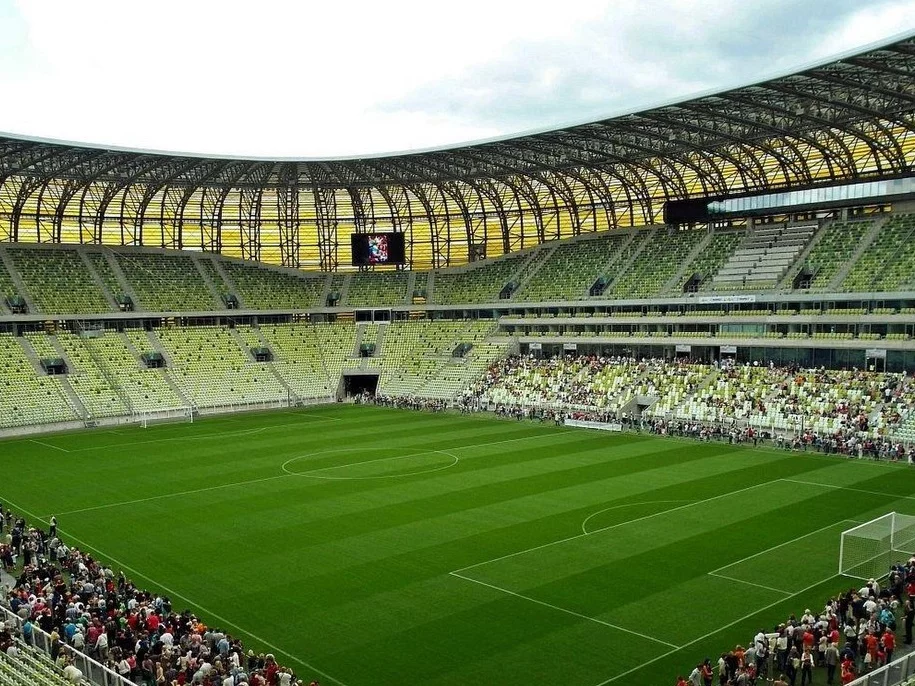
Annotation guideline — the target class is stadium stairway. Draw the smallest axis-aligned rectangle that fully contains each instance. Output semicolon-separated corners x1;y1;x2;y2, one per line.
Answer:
0;246;34;312
375;322;388;355
337;273;353;305
141;329;195;408
100;250;141;306
425;270;436;303
660;230;715;293
77;250;120;310
211;258;244;307
194;256;228;305
828;216;887;290
403;272;416;306
594;229;647;294
510;244;558;298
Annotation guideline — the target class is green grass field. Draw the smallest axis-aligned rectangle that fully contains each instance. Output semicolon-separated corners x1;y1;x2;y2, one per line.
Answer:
3;405;915;686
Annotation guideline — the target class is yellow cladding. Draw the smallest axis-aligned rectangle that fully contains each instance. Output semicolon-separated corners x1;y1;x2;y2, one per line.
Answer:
0;122;913;270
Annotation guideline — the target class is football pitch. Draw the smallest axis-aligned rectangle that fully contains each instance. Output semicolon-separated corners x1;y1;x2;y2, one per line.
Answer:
3;405;915;686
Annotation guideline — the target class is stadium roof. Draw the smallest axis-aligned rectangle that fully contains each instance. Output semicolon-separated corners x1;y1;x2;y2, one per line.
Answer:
2;32;915;270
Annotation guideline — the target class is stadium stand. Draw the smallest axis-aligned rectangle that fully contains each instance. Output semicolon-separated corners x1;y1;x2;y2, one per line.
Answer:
346;270;408;306
0;334;79;429
592;231;644;295
115;253;220;312
796;219;874;290
153;326;287;409
6;248;110;314
606;227;703;298
516;234;622;301
86;252;129;303
54;333;129;419
0;259;19;311
222;260;325;310
677;231;742;292
471;354;915;447
711;223;816;290
256;323;340;399
432;253;528;304
82;331;187;413
843;214;915;292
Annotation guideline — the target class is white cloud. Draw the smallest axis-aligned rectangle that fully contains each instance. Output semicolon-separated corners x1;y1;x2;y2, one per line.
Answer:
0;0;912;157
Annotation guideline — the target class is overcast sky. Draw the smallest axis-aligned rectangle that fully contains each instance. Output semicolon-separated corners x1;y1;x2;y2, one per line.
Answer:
0;0;913;158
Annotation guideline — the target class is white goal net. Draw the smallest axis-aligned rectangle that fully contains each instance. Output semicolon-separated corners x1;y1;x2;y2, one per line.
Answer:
839;512;915;580
133;407;195;428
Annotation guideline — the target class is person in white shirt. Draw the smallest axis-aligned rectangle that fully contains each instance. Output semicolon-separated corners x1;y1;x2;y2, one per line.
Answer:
62;663;83;683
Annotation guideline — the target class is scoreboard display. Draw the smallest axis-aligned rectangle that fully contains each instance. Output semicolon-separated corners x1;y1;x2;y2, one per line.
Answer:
351;232;406;266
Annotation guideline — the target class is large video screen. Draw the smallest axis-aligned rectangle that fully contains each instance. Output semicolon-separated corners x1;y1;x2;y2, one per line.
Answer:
351;232;406;266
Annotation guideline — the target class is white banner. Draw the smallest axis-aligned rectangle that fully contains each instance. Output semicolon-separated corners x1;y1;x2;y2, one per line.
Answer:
528;342;542;350
563;342;578;351
696;295;757;304
720;345;738;354
675;344;692;353
564;419;623;432
865;348;887;359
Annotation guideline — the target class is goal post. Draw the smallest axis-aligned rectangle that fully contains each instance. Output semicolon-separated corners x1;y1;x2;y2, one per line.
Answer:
839;513;915;580
132;407;195;428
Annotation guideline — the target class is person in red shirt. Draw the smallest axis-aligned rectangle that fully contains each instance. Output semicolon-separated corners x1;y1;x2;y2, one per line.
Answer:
841;657;855;685
802;629;815;652
676;678;689;686
864;631;879;661
700;660;713;686
883;628;896;662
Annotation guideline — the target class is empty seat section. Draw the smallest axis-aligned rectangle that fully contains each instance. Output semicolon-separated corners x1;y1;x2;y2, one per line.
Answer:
0;334;79;428
710;223;816;290
223;261;325;309
154;326;286;408
48;333;129;418
117;253;220;311
347;271;408;306
516;234;622;301
607;228;704;298
678;231;742;290
433;253;527;304
87;331;186;412
843;214;915;292
7;248;110;313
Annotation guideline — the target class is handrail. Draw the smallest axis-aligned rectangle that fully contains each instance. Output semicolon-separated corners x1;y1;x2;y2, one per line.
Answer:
0;603;134;686
846;649;915;686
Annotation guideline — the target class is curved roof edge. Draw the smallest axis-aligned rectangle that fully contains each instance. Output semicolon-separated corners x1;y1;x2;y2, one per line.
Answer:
1;29;914;163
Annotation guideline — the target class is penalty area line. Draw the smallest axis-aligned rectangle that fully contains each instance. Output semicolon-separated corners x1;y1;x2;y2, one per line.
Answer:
590;571;841;686
448;571;680;650
29;439;71;453
706;572;792;595
779;478;915;503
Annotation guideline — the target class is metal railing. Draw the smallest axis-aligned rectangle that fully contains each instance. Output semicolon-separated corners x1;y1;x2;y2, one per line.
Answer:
0;603;135;686
848;651;915;686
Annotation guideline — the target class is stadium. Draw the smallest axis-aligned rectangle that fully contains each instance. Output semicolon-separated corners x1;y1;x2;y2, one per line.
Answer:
3;19;915;686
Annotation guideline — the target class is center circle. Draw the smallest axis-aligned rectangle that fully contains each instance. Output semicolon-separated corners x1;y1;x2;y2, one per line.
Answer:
281;447;459;480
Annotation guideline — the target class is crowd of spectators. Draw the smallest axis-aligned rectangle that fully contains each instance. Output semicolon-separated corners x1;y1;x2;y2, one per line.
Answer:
353;392;448;412
680;563;915;686
457;354;915;459
0;506;315;686
638;417;915;462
